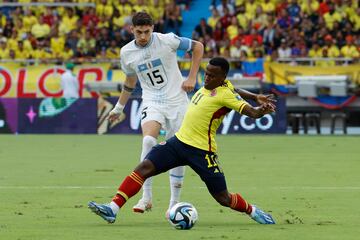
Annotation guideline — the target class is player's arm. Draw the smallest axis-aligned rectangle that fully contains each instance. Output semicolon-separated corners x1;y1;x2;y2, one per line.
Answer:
182;40;204;92
234;88;276;108
241;103;275;119
108;75;137;123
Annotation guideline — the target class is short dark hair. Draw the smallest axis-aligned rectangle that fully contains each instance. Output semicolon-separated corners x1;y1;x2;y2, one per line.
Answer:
209;57;230;76
132;12;153;26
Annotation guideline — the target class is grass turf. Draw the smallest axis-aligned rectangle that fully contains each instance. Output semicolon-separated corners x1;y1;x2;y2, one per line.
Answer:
0;135;359;240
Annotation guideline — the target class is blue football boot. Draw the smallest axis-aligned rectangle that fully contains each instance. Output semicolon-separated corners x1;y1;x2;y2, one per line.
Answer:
250;205;275;224
88;201;116;224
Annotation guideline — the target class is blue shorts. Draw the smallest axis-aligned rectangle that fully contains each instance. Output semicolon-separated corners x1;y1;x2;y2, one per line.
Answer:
146;136;227;194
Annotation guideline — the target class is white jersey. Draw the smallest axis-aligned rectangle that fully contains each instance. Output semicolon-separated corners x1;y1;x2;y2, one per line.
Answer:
120;32;192;106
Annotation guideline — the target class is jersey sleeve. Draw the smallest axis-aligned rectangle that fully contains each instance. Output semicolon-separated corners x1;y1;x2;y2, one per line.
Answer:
222;88;249;114
163;33;192;52
120;50;136;76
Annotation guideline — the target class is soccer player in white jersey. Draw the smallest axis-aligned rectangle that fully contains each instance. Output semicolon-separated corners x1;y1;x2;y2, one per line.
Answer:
108;12;204;215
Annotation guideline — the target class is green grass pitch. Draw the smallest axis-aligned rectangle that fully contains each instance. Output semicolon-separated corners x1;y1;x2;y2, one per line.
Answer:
1;135;360;240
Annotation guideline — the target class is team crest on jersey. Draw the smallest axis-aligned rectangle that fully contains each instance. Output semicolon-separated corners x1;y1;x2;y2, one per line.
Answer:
210;89;217;97
159;141;167;145
235;94;243;100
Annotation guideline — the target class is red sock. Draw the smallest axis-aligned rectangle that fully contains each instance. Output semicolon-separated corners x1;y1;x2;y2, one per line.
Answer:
112;171;144;208
230;193;252;215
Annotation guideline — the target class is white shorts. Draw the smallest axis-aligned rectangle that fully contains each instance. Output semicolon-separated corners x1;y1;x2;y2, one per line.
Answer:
141;101;188;138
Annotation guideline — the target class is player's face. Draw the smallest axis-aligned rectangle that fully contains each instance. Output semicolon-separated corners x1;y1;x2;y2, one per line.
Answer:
204;64;226;90
131;25;154;47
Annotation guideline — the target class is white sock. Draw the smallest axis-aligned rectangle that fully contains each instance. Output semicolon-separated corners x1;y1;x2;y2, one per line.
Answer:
140;135;157;202
110;201;120;214
250;206;256;217
168;166;185;209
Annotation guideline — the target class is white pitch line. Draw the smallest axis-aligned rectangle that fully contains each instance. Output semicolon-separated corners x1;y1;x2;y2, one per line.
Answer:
1;186;360;190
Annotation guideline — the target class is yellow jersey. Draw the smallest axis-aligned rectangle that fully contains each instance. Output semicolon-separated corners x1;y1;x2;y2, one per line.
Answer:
176;81;248;152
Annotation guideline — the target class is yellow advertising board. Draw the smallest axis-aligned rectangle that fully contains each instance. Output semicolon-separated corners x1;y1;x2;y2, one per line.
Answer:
0;63;125;97
264;62;360;85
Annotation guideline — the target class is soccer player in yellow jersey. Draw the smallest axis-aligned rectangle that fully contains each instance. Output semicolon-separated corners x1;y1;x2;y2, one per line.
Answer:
89;57;276;225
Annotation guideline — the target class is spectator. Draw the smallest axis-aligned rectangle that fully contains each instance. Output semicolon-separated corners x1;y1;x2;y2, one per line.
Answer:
275;0;288;16
277;38;291;58
66;30;79;55
59;8;78;36
77;31;96;59
164;0;182;35
219;7;233;29
31;15;50;39
106;40;121;59
212;21;227;43
22;9;38;33
252;5;268;31
287;0;301;24
261;0;275;14
230;38;243;59
243;28;263;47
15;41;30;60
323;35;340;58
96;0;114;18
96;27;111;53
245;0;258;19
61;62;79;98
133;0;150;13
340;35;359;58
207;8;220;30
82;7;99;28
308;41;322;58
263;21;276;52
323;3;342;30
193;18;213;39
43;7;55;27
350;8;360;31
51;30;65;59
227;16;239;40
300;0;319;16
0;38;9;59
318;0;331;16
214;0;235;17
203;34;217;58
277;8;294;29
60;44;74;61
230;26;245;46
151;0;165;33
236;4;249;30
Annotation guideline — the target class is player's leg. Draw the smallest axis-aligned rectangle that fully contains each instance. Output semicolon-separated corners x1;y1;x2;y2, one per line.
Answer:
133;105;166;212
210;189;275;224
186;151;275;224
165;116;185;213
133;120;161;213
88;137;184;223
89;159;157;223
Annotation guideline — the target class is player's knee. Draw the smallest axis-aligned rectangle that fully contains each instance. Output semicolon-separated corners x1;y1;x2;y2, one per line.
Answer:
143;135;157;149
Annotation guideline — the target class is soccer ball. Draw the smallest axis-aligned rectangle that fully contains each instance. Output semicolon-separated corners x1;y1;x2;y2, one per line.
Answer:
168;202;198;230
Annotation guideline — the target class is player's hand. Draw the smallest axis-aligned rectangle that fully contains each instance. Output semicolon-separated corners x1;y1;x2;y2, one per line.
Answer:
256;94;276;110
182;77;196;92
259;102;276;115
108;103;124;123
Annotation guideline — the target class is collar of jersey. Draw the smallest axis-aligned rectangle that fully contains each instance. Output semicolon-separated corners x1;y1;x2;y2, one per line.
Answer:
134;33;154;49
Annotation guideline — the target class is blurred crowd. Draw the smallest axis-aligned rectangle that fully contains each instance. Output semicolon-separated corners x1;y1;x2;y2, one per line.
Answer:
0;0;190;63
191;0;360;65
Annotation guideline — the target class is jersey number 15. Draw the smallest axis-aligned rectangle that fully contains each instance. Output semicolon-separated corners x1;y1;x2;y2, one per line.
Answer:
146;69;164;86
